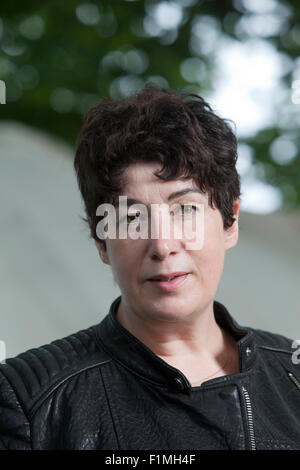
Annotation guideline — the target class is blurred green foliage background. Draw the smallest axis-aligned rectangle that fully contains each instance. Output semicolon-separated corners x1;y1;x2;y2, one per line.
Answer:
1;0;300;209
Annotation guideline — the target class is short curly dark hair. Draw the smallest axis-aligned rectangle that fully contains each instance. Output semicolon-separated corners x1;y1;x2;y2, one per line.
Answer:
74;83;241;249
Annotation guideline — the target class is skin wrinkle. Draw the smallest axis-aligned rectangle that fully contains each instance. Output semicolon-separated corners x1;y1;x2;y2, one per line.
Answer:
95;161;240;386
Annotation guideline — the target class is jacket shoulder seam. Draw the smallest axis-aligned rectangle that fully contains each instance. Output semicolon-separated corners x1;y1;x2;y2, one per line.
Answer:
3;324;108;403
257;345;292;354
250;328;294;351
28;358;111;420
98;367;121;449
0;369;32;449
0;369;31;423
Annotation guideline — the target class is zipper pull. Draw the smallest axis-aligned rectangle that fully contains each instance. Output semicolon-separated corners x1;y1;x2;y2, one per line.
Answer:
287;371;300;391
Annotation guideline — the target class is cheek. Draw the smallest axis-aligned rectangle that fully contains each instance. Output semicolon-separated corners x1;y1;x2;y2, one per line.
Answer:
196;222;225;278
108;241;139;283
194;245;224;277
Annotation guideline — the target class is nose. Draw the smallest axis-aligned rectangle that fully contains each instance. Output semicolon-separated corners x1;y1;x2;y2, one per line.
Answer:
148;237;182;260
147;205;183;260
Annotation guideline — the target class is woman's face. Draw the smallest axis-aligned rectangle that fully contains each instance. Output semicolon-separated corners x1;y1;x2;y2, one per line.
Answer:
96;162;239;323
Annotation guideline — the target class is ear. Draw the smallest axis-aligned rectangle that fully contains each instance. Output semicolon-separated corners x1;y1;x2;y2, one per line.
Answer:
224;199;240;251
95;240;110;265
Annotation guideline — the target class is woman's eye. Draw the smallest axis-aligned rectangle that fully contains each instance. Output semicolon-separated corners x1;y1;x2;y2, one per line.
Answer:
176;205;197;216
185;205;197;214
126;206;197;223
127;211;140;223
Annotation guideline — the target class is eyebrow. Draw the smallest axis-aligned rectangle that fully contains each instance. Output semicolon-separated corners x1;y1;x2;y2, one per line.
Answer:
115;187;204;207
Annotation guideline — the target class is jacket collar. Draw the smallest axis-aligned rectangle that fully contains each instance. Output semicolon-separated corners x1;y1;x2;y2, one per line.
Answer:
95;295;256;392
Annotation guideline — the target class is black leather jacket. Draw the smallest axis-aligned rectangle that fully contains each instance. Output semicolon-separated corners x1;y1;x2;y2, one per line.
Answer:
1;295;300;450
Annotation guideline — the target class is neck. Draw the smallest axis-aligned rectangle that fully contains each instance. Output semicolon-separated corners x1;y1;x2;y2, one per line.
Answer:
115;299;233;379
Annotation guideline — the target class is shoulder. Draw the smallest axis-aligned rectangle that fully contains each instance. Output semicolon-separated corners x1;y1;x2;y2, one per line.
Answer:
0;321;111;418
247;325;300;373
250;325;295;352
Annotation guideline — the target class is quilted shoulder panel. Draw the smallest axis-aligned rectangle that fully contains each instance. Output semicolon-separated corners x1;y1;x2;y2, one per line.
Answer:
0;371;31;449
0;324;111;415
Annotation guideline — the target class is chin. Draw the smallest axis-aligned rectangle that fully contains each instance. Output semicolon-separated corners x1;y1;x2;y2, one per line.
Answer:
146;301;192;322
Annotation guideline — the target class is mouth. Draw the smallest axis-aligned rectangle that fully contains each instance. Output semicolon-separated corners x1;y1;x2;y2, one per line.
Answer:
148;272;188;282
147;272;190;291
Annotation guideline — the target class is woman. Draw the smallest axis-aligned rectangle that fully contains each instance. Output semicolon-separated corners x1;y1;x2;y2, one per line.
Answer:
1;84;299;450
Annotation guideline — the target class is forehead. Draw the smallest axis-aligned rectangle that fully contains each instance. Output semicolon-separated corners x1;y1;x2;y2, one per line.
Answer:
121;162;205;200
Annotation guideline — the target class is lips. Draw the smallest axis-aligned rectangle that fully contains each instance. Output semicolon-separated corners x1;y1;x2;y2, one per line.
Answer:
148;273;189;292
149;272;188;282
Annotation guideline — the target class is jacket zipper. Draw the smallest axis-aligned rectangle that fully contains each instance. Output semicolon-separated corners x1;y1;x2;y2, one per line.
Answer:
241;386;256;450
287;371;300;391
